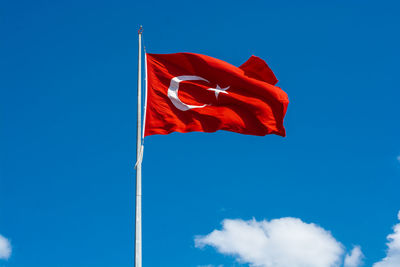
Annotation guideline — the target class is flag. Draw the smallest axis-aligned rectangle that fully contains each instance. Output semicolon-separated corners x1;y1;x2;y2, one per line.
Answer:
144;53;289;137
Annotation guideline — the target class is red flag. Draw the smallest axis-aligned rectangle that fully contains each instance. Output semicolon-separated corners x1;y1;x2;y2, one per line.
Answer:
144;53;289;137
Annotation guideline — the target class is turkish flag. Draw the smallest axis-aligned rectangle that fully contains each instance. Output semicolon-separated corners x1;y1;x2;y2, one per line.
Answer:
144;53;289;137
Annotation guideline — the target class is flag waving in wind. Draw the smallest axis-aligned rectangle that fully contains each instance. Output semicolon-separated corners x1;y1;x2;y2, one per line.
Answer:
144;53;289;137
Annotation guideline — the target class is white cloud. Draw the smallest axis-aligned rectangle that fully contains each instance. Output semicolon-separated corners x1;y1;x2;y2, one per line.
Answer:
373;211;400;267
195;217;345;267
0;234;11;260
344;246;364;267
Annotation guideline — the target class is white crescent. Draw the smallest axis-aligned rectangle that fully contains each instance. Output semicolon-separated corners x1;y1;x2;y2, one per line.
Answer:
167;75;210;111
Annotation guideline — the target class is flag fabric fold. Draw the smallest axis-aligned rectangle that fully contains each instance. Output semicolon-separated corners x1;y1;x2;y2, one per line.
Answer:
144;53;289;137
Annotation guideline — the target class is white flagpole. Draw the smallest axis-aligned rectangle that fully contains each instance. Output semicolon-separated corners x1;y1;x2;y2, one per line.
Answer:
135;26;143;267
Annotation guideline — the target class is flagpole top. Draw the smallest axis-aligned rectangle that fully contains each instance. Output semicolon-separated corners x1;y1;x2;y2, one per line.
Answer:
138;25;143;35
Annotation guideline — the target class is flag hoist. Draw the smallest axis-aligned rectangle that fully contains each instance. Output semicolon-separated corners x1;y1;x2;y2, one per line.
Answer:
135;26;289;267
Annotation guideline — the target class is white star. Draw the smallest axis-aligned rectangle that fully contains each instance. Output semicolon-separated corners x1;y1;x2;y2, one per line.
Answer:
207;85;230;99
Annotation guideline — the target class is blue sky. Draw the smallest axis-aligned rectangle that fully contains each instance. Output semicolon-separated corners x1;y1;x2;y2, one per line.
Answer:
1;0;400;266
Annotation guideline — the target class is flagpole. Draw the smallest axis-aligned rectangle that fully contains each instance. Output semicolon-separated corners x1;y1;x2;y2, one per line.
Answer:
135;26;143;267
